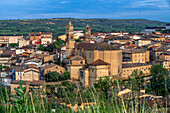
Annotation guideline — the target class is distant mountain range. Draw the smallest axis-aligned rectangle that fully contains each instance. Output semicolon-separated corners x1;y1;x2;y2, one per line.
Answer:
0;18;167;37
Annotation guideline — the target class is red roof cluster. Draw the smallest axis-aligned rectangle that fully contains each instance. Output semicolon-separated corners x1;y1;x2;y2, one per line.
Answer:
35;41;41;45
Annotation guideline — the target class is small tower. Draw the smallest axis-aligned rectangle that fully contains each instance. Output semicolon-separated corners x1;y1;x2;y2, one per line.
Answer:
66;20;75;57
85;24;91;43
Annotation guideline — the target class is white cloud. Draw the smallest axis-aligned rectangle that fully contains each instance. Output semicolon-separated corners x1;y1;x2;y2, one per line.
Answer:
60;1;69;4
128;0;169;8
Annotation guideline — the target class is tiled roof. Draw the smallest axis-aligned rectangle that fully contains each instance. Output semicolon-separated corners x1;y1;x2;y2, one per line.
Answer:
89;59;110;65
165;40;170;43
122;49;146;53
25;67;40;71
66;55;75;59
76;43;119;51
41;63;64;70
154;46;170;52
70;55;85;60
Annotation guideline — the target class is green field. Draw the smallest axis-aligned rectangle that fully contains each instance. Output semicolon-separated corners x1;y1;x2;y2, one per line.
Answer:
0;18;167;37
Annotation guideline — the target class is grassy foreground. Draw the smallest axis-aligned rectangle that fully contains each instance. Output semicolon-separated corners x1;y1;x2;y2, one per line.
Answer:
0;82;166;113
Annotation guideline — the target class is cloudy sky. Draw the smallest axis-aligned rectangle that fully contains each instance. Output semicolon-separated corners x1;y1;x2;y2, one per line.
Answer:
0;0;170;22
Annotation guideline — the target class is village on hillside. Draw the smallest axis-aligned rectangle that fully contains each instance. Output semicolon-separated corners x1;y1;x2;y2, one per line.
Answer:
0;21;170;111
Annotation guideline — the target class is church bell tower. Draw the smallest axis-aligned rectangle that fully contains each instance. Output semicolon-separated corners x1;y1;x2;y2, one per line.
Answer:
85;24;91;43
66;20;75;57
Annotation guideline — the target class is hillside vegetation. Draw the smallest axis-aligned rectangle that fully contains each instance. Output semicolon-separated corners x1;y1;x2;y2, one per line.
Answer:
0;18;167;37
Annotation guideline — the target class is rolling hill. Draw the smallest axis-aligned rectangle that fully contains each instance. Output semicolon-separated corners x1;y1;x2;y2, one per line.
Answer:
0;18;167;37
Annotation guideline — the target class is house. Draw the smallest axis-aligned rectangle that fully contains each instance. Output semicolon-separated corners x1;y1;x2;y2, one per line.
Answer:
24;57;42;68
153;59;170;71
67;56;86;80
58;35;67;41
23;67;40;81
122;63;151;78
16;45;35;54
44;54;55;63
135;39;151;47
41;37;52;45
41;63;66;75
152;46;170;59
122;49;150;64
0;35;23;44
166;23;170;29
165;33;170;38
74;30;84;39
57;50;66;62
15;66;40;81
29;32;41;41
0;50;16;64
132;35;142;40
0;68;13;78
159;52;170;60
19;39;30;47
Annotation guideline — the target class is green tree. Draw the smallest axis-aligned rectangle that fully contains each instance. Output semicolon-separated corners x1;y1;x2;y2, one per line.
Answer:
45;43;56;52
9;43;18;47
127;70;145;91
94;76;113;97
146;65;169;96
55;45;60;49
44;71;69;82
63;71;70;79
54;59;60;65
45;71;62;82
38;44;45;51
53;39;64;46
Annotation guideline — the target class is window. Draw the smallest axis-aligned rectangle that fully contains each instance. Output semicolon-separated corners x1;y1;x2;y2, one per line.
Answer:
56;66;58;69
118;66;120;73
89;52;91;58
80;61;83;64
70;60;72;64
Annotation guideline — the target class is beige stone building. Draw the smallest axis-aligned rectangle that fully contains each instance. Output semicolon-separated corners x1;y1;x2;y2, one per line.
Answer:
122;49;150;64
153;59;170;71
122;63;151;78
15;67;40;81
58;35;67;41
0;35;23;44
19;39;30;47
42;63;66;75
41;37;52;45
65;21;151;87
135;39;151;47
67;56;86;80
